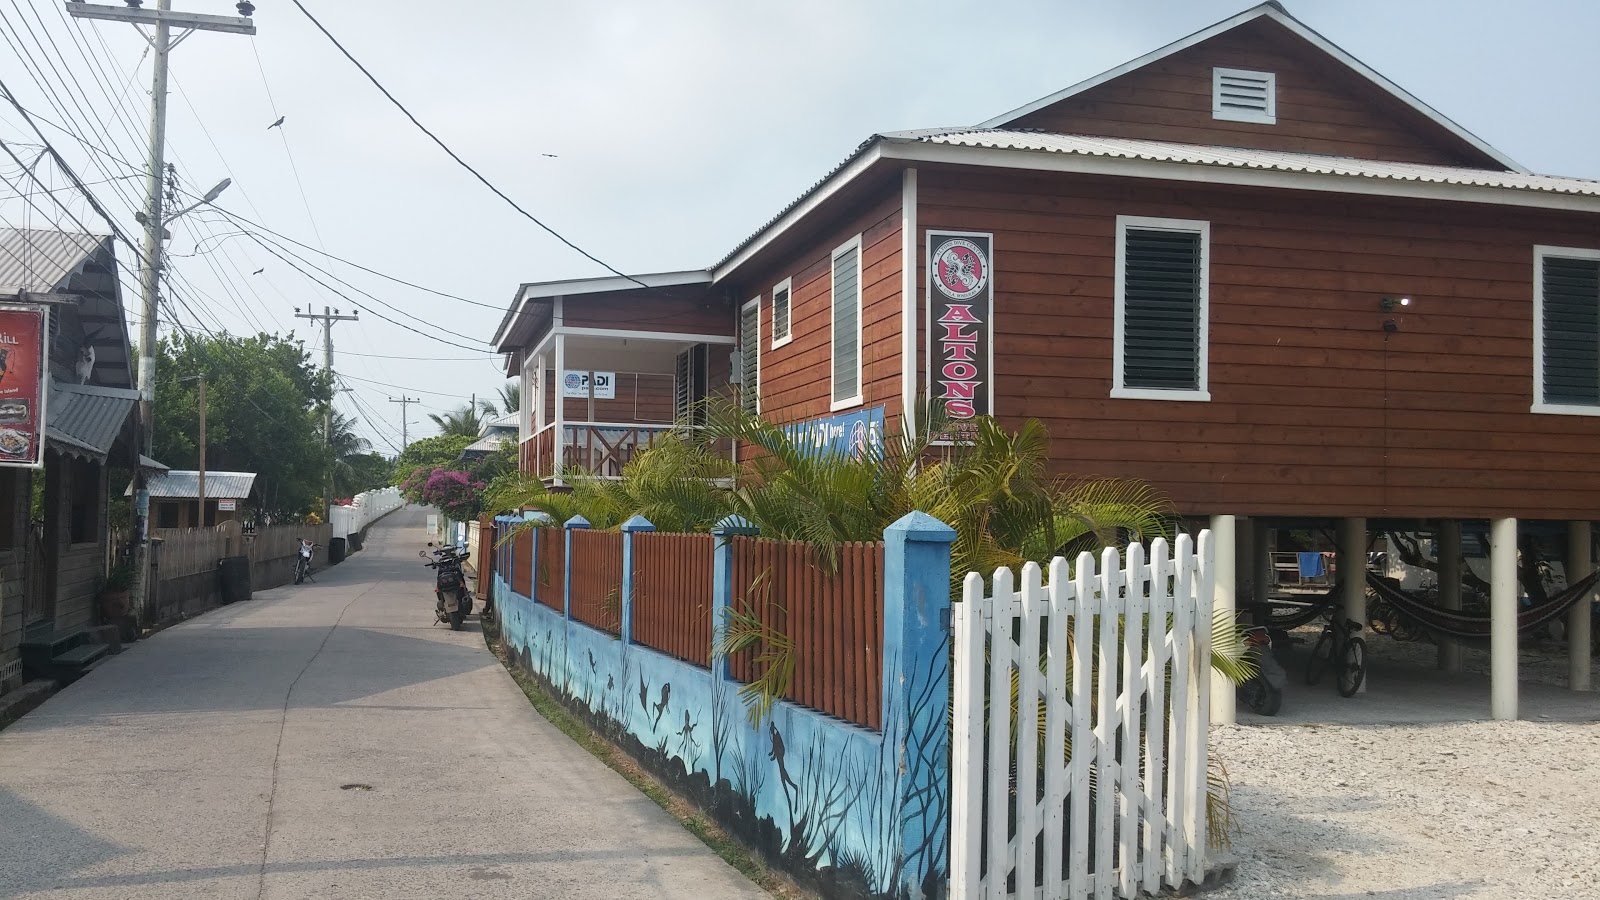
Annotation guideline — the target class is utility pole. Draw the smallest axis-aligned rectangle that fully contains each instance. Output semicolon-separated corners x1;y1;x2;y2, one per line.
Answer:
389;396;419;448
66;2;256;459
294;305;358;510
179;374;206;526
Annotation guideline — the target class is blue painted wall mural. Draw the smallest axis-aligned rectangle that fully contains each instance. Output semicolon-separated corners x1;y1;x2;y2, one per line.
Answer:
491;512;953;900
784;405;886;459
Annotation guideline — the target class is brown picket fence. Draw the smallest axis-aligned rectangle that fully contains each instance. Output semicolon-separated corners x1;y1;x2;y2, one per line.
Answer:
727;536;884;729
511;527;533;597
630;532;714;667
569;529;623;634
535;528;565;611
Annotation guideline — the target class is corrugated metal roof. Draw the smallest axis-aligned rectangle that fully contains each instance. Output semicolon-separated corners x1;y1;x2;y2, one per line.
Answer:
144;470;257;500
45;380;138;458
0;228;106;294
899;130;1600;196
461;434;507;457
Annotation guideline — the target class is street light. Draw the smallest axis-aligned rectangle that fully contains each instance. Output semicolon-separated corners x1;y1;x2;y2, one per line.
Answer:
166;178;232;223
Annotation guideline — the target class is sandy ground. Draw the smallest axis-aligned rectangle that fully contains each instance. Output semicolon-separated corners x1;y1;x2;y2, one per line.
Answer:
1209;633;1600;900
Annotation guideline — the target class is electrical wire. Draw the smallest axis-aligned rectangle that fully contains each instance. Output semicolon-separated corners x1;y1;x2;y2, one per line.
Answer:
287;0;645;287
248;40;325;249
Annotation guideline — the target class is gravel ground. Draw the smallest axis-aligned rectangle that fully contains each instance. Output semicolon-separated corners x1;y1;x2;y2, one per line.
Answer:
1209;717;1600;899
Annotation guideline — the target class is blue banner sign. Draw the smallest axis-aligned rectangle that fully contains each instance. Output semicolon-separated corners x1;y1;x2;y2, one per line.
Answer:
784;405;885;458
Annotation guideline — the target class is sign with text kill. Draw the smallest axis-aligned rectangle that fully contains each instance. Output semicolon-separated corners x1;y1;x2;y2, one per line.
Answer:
926;231;993;439
0;305;48;468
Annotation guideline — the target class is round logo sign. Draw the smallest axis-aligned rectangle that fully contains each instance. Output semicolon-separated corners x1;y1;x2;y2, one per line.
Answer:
933;238;988;301
563;373;583;390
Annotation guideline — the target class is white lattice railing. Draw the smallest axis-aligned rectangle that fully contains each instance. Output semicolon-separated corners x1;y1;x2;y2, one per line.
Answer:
950;534;1215;900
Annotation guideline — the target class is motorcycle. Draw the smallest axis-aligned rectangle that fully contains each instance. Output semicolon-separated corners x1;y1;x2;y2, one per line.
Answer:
422;543;474;630
1237;624;1287;716
293;538;319;585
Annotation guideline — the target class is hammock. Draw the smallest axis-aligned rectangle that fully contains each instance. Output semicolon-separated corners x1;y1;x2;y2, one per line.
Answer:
1364;569;1600;642
1257;585;1341;630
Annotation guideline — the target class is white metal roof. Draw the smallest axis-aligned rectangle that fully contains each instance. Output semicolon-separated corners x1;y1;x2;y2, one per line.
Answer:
0;227;106;294
902;131;1600;197
978;1;1524;173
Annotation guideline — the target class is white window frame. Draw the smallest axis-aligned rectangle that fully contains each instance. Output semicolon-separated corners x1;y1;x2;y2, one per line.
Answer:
1212;66;1276;125
771;277;793;349
1532;244;1600;416
740;296;761;415
1112;215;1212;402
830;234;865;411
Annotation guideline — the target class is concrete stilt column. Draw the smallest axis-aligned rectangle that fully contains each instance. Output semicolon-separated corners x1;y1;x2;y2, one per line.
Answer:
1209;514;1237;726
1438;520;1463;673
1338;517;1367;693
1567;521;1593;692
1490;517;1519;720
1252;522;1274;610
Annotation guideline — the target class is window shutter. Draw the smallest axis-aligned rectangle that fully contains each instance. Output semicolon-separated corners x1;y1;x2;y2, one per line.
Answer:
773;284;790;343
832;245;860;402
1542;256;1600;405
673;348;691;425
739;301;760;414
1123;228;1202;391
691;343;709;427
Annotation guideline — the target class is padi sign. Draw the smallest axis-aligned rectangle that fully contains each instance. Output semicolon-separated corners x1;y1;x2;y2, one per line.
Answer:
926;231;994;434
784;406;885;459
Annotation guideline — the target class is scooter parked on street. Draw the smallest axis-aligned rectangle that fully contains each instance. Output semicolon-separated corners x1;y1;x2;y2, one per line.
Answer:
422;543;474;630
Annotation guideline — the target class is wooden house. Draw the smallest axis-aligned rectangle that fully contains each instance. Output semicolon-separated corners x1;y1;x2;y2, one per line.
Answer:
492;3;1600;718
0;228;139;695
139;469;257;530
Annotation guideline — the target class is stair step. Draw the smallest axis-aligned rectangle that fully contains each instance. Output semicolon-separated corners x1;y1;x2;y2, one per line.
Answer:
52;644;109;669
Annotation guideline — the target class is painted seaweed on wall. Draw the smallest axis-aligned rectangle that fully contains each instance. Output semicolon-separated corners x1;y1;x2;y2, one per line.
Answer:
489;512;954;900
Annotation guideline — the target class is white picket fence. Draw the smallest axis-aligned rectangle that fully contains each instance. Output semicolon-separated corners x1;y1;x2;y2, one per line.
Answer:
327;486;404;538
950;533;1215;900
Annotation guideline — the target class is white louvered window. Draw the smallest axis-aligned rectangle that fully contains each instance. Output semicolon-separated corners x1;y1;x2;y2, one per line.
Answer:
739;298;760;414
771;277;792;348
831;235;863;408
1213;67;1276;124
1113;216;1211;402
1533;246;1600;414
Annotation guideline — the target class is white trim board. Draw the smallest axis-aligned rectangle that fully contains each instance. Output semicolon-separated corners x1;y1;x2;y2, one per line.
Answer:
494;269;712;348
976;1;1524;173
1531;244;1600;417
1112;215;1212;403
899;168;918;435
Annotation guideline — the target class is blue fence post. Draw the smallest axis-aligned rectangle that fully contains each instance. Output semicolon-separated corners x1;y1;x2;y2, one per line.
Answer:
619;515;655;646
710;515;758;680
882;510;956;897
525;511;551;602
564;515;590;623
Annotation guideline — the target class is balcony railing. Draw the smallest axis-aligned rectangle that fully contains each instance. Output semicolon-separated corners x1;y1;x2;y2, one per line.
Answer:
524;421;682;480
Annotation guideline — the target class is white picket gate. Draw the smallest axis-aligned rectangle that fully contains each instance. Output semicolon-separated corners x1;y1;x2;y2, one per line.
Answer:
950;534;1215;900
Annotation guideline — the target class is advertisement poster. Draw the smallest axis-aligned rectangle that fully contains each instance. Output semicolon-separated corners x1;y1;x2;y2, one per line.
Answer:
926;231;994;441
785;405;885;459
561;371;616;399
0;305;48;469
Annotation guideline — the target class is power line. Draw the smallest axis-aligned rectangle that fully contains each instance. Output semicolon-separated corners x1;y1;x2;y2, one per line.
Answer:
248;40;325;250
287;0;645;288
333;369;472;400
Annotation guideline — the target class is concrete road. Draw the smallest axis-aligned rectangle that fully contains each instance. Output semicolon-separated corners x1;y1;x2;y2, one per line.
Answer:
0;507;765;900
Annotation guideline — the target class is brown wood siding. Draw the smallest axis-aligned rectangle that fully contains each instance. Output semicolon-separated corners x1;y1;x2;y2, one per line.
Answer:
1010;18;1494;168
919;166;1600;519
729;185;905;429
561;291;727;335
544;372;677;424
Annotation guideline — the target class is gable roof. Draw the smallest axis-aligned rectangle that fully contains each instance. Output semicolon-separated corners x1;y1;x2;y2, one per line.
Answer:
0;227;105;294
978;1;1525;173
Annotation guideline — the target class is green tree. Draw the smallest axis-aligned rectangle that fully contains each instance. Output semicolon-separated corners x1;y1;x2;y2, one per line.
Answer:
427;404;483;438
338;452;392;497
152;333;330;521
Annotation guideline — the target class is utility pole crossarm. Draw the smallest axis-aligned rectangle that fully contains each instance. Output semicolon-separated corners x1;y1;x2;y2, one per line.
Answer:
388;396;419;448
65;2;256;34
294;306;359;512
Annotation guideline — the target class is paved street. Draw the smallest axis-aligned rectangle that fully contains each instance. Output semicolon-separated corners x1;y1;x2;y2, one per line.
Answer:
0;507;764;900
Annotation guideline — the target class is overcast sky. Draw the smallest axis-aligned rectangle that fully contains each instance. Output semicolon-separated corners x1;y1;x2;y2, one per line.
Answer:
2;0;1596;452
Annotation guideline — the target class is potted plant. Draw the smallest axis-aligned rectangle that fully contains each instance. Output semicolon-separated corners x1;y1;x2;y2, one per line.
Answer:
100;560;134;621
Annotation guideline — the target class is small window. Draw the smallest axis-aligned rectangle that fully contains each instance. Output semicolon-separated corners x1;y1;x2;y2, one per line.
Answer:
1113;216;1210;401
739;298;760;415
771;278;792;348
1213;67;1275;124
156;501;179;529
1533;246;1600;414
831;236;863;408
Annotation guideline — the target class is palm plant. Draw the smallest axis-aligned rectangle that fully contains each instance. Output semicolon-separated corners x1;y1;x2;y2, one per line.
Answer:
478;381;521;418
427;404;484;438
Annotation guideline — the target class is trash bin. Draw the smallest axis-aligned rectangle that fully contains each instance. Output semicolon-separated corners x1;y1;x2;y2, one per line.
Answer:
218;555;252;604
347;530;363;553
328;537;346;565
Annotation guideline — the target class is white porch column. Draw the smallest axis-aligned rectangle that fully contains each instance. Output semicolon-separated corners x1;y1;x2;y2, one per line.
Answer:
1568;521;1593;692
1339;517;1367;693
534;353;547;430
1209;514;1237;726
553;332;566;488
1438;520;1463;673
1490;517;1519;720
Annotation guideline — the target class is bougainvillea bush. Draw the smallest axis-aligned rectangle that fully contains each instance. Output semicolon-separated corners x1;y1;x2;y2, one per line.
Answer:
405;467;487;521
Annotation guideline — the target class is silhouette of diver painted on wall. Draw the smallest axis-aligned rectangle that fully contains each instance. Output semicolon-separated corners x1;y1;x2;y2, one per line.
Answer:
652;683;671;729
587;649;598;674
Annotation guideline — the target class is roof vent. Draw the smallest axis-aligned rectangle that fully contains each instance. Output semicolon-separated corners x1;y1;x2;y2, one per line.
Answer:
1213;67;1276;124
